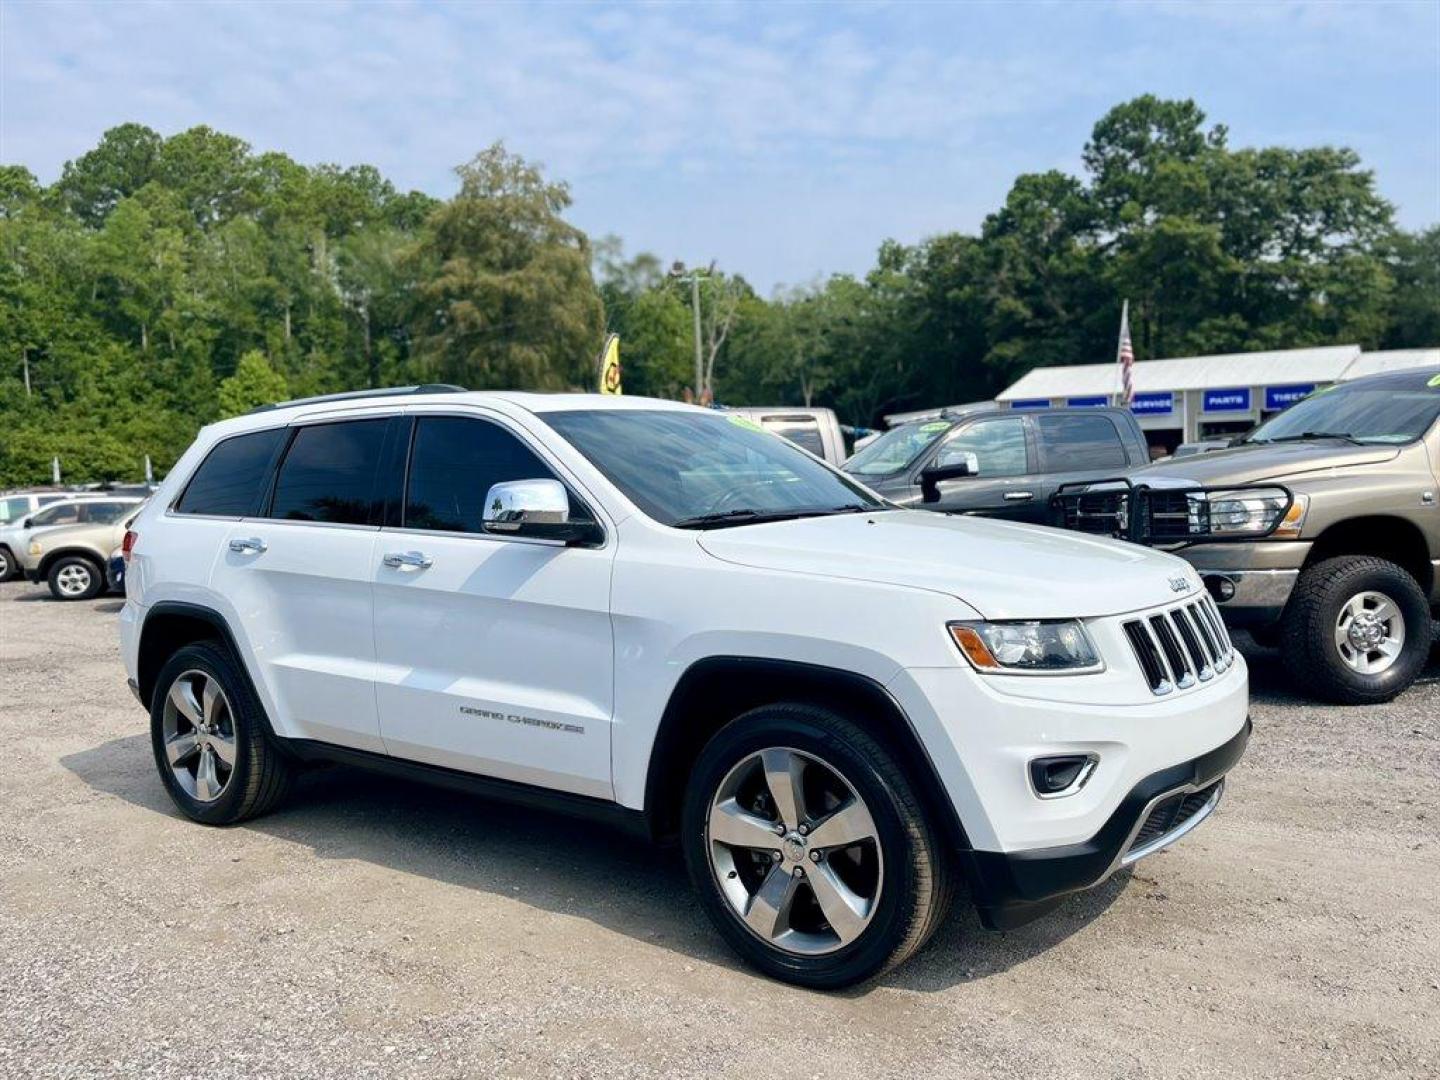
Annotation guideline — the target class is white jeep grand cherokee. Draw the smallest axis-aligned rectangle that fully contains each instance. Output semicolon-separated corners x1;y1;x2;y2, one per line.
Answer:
120;387;1250;988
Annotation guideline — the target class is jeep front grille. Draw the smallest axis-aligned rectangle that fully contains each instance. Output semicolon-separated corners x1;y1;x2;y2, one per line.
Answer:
1123;595;1233;694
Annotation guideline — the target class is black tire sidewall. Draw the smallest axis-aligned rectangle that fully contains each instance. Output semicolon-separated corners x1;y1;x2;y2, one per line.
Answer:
1285;558;1431;703
47;555;103;601
681;705;929;989
150;642;266;825
0;545;13;581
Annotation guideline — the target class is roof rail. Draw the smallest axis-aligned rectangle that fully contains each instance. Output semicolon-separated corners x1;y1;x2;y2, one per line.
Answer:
247;384;466;414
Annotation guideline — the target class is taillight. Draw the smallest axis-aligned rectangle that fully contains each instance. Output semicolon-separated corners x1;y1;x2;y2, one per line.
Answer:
122;530;138;564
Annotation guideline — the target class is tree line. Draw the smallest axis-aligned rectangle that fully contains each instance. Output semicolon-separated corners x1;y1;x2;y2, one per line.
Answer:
1;96;1436;485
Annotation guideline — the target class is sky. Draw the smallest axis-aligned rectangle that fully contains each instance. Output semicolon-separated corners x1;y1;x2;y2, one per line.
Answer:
2;0;1438;293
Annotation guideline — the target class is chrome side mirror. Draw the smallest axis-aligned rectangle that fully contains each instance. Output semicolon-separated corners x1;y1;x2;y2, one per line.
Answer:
482;479;601;545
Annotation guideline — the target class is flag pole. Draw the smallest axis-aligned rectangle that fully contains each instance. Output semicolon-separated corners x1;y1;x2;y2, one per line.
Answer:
1113;299;1134;408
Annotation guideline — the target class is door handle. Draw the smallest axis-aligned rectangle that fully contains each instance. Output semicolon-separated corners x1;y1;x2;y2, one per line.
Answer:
382;550;434;570
228;536;267;554
1003;491;1035;502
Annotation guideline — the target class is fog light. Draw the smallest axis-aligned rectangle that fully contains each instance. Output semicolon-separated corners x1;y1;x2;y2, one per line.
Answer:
1204;574;1236;603
1029;754;1098;799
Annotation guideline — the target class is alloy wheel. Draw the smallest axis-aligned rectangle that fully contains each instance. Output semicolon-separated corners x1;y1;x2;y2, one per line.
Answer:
55;562;93;597
706;746;882;956
1333;590;1405;675
161;670;238;802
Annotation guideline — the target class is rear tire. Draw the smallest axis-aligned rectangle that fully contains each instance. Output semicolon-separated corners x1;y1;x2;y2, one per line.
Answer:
47;555;104;601
681;702;952;989
1280;556;1431;705
150;642;293;825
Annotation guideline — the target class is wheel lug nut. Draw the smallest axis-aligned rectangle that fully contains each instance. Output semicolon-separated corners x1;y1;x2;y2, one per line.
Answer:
771;850;782;862
798;824;809;836
810;851;822;863
773;823;785;836
793;866;805;877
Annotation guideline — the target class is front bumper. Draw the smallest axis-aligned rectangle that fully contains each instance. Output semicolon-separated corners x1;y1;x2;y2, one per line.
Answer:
1174;541;1310;627
962;718;1251;930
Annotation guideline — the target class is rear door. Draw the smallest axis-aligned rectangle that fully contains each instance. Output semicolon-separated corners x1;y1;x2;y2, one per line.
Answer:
210;414;399;753
370;411;615;798
1030;412;1135;518
922;415;1041;520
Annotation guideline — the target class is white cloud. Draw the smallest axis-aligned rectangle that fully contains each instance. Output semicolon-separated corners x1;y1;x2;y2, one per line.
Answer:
1;0;1435;289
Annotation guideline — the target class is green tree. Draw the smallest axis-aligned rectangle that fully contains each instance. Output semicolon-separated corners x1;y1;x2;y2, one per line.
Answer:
411;143;604;389
217;350;289;417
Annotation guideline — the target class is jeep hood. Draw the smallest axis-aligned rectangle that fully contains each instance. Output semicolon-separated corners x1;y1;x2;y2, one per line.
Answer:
1134;441;1399;487
695;510;1198;620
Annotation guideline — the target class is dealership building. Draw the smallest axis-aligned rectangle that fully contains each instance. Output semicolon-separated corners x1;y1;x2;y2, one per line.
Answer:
995;345;1440;454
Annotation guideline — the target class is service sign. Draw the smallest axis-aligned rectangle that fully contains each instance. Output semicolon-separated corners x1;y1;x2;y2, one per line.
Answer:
1010;398;1052;410
1066;395;1108;408
1203;387;1251;413
1130;391;1174;416
1264;384;1316;411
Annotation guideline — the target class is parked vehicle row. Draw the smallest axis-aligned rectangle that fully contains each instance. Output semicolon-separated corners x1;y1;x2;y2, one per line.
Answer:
118;386;1248;988
0;494;143;583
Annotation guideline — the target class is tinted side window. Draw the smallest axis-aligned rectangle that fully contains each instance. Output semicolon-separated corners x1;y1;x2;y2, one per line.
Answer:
1036;414;1128;472
32;502;82;527
935;418;1028;477
177;428;287;517
406;416;585;534
271;420;388;525
83;501;138;524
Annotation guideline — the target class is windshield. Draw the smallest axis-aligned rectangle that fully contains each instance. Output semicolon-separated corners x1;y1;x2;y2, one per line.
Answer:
843;419;951;476
539;409;883;527
1246;387;1440;445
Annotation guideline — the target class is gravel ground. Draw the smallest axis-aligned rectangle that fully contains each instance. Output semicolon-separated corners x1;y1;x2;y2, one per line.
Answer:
2;581;1438;1080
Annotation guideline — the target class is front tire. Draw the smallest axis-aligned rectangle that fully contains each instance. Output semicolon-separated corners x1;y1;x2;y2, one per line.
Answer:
681;703;952;989
150;642;293;825
1280;556;1432;705
0;545;16;582
47;555;104;601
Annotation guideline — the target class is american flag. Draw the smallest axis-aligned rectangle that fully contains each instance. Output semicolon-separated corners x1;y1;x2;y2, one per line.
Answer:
1116;299;1134;407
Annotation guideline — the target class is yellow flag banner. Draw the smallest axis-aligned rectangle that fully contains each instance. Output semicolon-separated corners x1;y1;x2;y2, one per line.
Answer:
599;333;621;395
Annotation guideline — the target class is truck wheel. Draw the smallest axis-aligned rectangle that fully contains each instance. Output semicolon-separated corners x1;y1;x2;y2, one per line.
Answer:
681;703;952;989
150;642;293;825
1281;556;1432;705
0;545;15;581
47;555;104;601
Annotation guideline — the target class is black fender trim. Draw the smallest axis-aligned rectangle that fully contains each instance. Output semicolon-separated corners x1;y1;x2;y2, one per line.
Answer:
964;717;1252;930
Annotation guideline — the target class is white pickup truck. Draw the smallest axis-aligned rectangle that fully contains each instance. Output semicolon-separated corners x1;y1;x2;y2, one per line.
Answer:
119;387;1250;988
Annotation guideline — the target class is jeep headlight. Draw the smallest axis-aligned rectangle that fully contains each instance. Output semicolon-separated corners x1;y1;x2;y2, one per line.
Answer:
1197;487;1302;537
949;620;1101;673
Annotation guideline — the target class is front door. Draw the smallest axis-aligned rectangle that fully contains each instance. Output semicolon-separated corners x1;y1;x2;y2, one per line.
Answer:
371;413;615;799
922;416;1042;521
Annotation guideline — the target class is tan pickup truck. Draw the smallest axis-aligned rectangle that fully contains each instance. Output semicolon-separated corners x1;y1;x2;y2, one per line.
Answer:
1052;366;1440;704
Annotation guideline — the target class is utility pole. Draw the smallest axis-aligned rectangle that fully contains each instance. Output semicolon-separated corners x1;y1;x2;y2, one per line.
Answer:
21;347;31;396
673;266;708;402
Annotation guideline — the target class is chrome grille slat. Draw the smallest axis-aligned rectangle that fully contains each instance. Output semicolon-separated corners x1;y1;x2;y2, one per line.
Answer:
1186;601;1221;665
1170;607;1214;680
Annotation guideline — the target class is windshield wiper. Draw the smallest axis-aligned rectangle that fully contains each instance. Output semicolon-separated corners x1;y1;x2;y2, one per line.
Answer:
1252;431;1366;446
672;504;878;530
